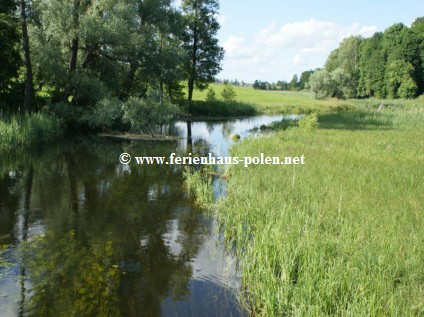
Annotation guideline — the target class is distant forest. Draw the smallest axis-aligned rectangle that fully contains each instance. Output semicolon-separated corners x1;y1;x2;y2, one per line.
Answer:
251;17;424;99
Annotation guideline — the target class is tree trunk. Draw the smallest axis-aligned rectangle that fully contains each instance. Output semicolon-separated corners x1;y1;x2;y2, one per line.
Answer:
69;0;81;73
120;61;138;100
20;0;33;113
187;78;194;107
187;5;198;107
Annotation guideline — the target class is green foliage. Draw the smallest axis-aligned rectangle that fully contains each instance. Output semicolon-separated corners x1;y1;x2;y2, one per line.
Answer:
316;20;424;99
290;74;299;91
0;244;10;270
122;91;178;136
182;0;224;101
206;87;217;102
358;32;387;98
0;0;21;108
189;100;257;117
299;70;314;90
183;166;214;210
298;112;319;131
22;231;121;316
81;97;124;130
28;0;189;108
221;84;237;102
387;60;417;98
0;113;62;151
398;78;418;99
309;69;336;99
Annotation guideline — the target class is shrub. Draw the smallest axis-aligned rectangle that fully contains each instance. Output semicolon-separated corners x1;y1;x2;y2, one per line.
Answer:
122;90;178;136
81;97;124;130
298;113;319;131
398;78;418;99
221;84;237;102
206;87;217;102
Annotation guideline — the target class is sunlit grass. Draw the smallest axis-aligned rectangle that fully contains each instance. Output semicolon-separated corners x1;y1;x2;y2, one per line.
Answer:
218;107;424;316
191;84;355;114
189;84;424;115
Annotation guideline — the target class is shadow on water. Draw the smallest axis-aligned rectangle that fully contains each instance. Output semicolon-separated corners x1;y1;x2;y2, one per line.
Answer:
0;115;287;317
318;111;394;131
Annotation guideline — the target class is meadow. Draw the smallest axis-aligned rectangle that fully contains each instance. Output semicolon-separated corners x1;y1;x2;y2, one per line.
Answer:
185;104;424;316
190;83;424;116
218;107;424;316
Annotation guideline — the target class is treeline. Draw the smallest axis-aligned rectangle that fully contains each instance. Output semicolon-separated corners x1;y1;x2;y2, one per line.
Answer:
0;0;223;131
252;70;315;91
309;17;424;99
215;79;249;86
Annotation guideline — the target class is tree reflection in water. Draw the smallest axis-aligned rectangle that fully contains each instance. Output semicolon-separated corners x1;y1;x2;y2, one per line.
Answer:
1;137;232;316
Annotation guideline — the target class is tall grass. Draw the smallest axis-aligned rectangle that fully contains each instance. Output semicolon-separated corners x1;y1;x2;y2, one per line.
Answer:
0;112;62;151
218;108;424;316
183;166;215;210
188;100;257;117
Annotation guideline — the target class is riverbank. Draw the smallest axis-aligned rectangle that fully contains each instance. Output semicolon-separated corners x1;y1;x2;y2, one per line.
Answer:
214;107;424;316
0;113;62;151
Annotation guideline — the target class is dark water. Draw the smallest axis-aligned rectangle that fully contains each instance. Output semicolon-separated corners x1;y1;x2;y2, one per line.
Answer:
0;115;287;317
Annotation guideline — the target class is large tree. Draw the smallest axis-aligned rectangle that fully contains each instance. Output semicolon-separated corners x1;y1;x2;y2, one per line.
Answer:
325;36;363;98
181;0;224;106
357;32;387;98
20;0;34;112
383;23;421;98
0;0;20;107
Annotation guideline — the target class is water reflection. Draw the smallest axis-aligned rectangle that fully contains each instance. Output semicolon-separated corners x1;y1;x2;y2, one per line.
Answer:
0;115;287;316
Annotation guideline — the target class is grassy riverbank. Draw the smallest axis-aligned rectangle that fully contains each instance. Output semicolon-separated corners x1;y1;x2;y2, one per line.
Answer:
0;113;62;151
217;108;424;316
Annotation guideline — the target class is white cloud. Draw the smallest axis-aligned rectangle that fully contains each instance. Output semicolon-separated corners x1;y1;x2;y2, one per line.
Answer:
223;36;245;57
220;19;377;82
216;14;227;26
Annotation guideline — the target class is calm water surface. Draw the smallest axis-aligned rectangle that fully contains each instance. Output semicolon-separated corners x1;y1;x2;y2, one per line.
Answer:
0;115;288;317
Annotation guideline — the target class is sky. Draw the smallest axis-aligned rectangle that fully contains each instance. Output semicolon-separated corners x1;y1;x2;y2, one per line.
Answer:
201;0;424;83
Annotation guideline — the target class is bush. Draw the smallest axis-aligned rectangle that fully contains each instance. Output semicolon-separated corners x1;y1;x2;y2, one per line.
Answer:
81;97;124;130
298;113;319;131
206;87;217;102
221;84;237;102
398;78;418;99
122;90;178;136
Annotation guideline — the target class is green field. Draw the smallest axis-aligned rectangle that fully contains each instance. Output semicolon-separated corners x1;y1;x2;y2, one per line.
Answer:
185;106;424;316
190;84;424;115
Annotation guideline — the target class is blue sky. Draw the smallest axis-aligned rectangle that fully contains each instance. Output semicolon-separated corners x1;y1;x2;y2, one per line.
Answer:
208;0;424;83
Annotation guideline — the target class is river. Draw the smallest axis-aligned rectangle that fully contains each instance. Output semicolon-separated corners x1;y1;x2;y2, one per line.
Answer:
0;115;289;317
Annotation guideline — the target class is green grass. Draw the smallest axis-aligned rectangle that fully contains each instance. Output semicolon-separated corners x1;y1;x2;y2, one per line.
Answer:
183;166;215;210
0;112;62;151
190;84;424;115
191;84;356;114
217;107;424;316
